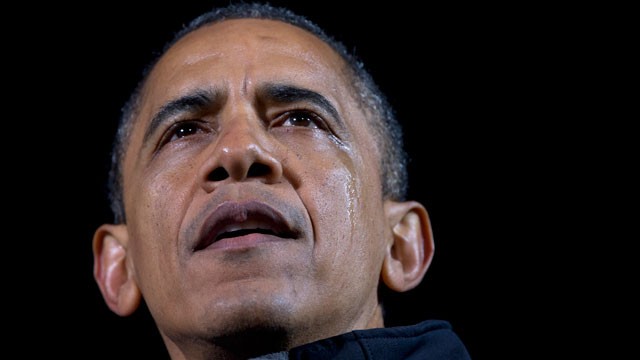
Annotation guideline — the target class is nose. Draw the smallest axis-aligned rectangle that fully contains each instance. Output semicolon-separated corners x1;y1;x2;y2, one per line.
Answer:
199;116;283;192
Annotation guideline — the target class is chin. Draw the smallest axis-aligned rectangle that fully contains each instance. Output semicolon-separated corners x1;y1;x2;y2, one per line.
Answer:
196;296;300;356
155;291;310;358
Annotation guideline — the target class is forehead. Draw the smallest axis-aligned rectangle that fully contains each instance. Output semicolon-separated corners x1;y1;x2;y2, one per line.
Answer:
144;18;349;91
123;17;380;171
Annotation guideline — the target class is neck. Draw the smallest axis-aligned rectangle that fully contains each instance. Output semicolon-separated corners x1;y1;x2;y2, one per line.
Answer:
161;305;385;359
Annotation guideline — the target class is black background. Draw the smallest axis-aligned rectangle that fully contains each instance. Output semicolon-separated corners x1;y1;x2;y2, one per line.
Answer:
12;1;607;358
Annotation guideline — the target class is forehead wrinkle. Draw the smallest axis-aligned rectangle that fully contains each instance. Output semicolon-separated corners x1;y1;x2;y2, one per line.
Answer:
182;51;224;66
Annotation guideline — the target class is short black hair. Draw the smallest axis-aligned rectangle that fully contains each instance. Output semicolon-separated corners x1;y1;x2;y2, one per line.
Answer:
108;2;408;224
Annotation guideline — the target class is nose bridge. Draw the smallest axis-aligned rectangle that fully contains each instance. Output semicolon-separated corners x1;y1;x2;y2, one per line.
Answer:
199;101;283;188
218;104;263;165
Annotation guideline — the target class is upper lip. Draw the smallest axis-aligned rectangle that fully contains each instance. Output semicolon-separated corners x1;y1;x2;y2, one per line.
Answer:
194;200;300;251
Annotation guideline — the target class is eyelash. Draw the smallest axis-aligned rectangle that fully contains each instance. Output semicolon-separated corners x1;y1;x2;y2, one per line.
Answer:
160;119;210;146
274;110;327;130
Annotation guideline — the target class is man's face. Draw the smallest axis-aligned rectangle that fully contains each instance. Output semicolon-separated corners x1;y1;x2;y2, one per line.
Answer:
121;19;390;344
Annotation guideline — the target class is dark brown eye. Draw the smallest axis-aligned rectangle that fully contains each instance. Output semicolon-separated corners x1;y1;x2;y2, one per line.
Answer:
281;111;321;129
168;121;205;142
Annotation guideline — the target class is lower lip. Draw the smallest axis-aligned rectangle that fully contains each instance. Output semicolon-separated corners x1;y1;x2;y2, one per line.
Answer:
201;233;288;252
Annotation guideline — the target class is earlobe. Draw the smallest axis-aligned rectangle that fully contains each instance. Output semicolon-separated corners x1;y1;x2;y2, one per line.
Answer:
93;224;141;316
381;201;435;292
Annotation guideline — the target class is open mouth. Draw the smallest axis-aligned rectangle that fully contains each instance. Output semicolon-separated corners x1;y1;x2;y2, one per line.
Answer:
195;201;299;251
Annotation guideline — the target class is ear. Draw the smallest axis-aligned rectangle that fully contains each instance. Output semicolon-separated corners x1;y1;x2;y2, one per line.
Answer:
93;224;141;316
381;200;435;292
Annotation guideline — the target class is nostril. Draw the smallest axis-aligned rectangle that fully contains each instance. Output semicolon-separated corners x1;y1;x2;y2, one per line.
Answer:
208;167;229;182
247;163;271;178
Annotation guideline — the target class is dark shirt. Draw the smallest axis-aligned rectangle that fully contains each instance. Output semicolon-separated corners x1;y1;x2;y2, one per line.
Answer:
287;319;471;359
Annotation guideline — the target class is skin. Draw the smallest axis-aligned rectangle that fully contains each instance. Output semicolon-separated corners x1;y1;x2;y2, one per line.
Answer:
94;19;434;360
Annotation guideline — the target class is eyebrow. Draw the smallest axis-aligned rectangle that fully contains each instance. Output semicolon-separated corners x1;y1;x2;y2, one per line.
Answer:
142;84;344;144
142;88;223;144
259;83;344;129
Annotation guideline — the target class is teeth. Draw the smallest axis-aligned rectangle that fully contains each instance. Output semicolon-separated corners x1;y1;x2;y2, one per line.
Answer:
219;220;272;235
216;219;279;241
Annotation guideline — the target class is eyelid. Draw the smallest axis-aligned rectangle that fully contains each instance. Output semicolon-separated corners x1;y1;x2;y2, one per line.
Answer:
155;119;211;150
274;109;328;130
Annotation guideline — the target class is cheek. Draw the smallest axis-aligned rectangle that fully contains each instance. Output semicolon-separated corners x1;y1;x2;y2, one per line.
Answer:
279;131;358;233
283;132;385;275
134;155;194;231
311;167;357;246
125;152;197;293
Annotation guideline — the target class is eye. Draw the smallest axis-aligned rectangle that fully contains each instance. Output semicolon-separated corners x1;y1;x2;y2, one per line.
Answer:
163;120;208;144
279;111;322;129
